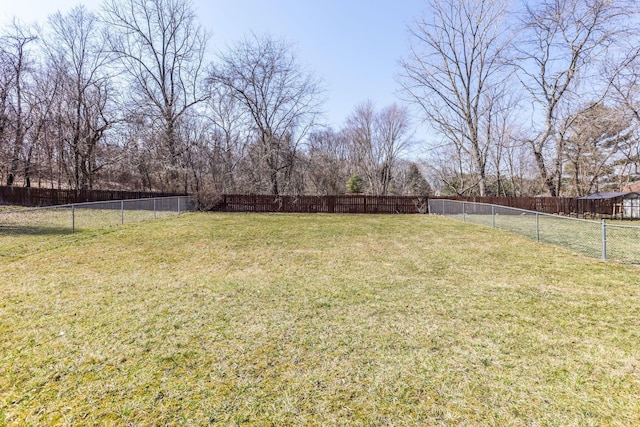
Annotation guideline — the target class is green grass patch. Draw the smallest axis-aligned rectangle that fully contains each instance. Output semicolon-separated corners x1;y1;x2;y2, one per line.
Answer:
1;213;640;425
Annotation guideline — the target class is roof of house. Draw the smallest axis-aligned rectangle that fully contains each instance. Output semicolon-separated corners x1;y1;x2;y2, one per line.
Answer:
579;191;639;200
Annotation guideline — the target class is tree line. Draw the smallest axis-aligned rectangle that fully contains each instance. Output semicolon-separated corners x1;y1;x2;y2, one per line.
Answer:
402;0;640;197
2;0;640;199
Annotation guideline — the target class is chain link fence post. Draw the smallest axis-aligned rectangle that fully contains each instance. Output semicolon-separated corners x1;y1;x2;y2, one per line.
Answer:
463;202;466;222
72;204;75;234
536;213;540;242
492;205;495;228
602;219;607;261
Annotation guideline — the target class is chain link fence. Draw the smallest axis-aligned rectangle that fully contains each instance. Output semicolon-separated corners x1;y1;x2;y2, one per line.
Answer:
429;199;640;264
0;196;195;235
5;196;640;264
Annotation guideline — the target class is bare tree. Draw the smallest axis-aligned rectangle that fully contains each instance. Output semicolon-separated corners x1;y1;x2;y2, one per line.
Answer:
375;104;413;194
494;131;541;197
102;0;208;190
178;109;211;196
486;89;523;196
563;103;633;195
400;0;512;196
609;35;640;189
44;6;116;190
203;82;253;193
304;128;350;195
208;34;323;195
1;20;38;186
344;101;413;195
428;143;481;196
0;43;14;183
516;0;639;196
20;63;61;188
345;101;377;193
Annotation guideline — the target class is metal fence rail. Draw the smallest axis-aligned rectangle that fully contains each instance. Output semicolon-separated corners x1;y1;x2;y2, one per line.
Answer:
0;196;195;235
429;199;640;264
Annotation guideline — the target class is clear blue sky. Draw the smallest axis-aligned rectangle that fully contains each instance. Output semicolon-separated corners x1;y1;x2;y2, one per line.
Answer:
2;0;428;128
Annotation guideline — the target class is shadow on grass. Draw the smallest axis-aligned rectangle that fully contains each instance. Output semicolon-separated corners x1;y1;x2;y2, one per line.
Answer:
0;225;72;236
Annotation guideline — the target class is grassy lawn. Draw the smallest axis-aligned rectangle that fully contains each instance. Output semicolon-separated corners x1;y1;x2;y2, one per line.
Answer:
0;207;180;259
1;213;640;425
450;212;640;264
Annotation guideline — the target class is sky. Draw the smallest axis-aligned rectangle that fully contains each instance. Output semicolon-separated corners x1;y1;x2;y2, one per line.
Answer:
1;0;428;130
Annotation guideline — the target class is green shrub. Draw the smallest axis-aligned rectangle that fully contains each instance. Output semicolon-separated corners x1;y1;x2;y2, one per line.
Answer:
346;173;364;194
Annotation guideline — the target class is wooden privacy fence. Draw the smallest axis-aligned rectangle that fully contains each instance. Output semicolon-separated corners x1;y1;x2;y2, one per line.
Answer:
0;186;184;207
210;195;626;217
210;194;429;214
1;187;627;217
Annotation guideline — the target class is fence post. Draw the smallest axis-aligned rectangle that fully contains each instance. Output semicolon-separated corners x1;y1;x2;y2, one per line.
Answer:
442;199;445;215
463;202;466;221
121;200;124;225
153;198;157;219
492;205;495;228
178;197;181;213
72;204;75;234
536;213;540;242
602;219;607;261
